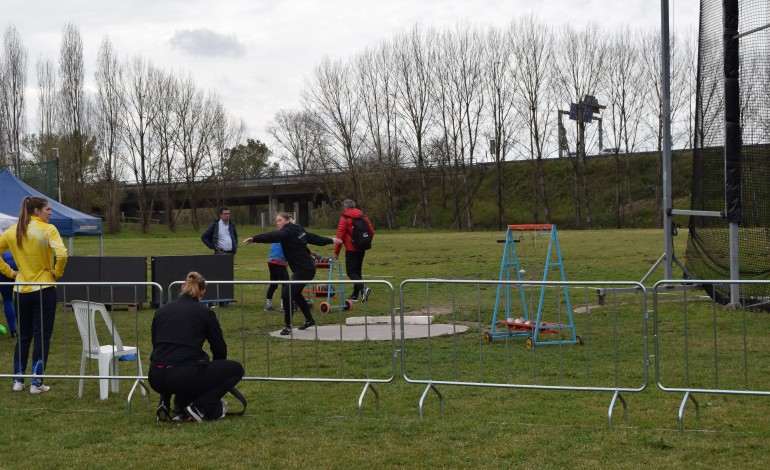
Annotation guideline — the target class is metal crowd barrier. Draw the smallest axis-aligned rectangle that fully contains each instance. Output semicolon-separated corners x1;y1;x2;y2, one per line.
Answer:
399;279;648;426
653;279;770;430
169;279;397;416
0;281;162;410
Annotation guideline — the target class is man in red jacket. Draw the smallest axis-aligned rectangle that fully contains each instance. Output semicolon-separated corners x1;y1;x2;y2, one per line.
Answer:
334;199;375;302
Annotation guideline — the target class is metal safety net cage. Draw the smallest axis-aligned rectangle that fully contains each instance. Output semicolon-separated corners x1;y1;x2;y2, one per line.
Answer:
686;0;770;304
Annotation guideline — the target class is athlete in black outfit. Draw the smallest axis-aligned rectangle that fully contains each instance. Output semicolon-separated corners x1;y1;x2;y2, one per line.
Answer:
149;271;244;422
243;212;342;335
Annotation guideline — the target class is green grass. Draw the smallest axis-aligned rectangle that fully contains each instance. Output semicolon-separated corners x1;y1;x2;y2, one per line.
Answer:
3;226;770;469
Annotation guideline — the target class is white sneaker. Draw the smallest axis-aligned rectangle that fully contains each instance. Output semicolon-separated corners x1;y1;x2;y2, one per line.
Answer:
29;384;51;394
360;287;372;303
12;381;23;392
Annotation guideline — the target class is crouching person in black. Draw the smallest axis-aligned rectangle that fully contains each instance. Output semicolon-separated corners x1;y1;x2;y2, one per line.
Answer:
149;271;244;423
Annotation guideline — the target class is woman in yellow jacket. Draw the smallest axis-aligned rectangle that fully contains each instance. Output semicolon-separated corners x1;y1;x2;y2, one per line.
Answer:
0;196;68;394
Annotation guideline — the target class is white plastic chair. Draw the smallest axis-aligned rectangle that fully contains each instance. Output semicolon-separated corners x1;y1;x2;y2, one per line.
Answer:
71;300;147;401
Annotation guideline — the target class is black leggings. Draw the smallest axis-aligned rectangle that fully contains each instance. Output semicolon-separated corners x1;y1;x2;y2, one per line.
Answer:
266;263;289;299
149;360;244;419
282;269;315;327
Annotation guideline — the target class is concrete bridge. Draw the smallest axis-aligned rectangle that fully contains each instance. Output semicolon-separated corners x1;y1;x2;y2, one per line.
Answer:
120;172;332;226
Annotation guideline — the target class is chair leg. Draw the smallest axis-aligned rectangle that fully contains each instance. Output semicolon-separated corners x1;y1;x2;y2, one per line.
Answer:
110;357;120;394
98;355;111;400
78;355;87;399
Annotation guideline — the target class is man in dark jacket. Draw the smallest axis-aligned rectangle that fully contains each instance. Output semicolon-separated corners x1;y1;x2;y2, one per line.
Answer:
201;206;238;254
334;199;375;302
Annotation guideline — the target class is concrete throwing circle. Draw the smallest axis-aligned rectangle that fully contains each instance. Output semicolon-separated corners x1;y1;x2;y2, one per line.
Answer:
269;324;468;341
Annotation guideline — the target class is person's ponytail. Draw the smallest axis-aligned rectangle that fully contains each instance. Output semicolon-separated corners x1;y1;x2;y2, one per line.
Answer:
180;271;206;299
16;196;49;247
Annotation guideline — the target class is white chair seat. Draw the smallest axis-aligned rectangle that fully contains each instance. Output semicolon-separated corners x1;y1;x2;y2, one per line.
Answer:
71;300;146;401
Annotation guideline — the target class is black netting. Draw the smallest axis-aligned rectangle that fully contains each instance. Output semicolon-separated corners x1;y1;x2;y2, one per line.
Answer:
687;0;770;304
17;160;59;200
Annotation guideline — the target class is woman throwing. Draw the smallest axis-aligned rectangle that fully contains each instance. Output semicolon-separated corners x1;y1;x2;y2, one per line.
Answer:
243;213;341;335
149;272;244;422
0;196;68;394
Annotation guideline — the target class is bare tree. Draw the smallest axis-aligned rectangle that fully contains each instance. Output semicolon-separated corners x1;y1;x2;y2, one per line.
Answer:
604;27;647;228
175;76;219;230
59;22;94;210
303;56;364;201
35;55;58;162
484;25;517;230
94;36;125;232
266;109;324;176
432;24;486;231
393;25;436;228
511;15;556;225
0;25;27;173
211;115;246;206
121;55;161;233
153;70;182;231
354;43;401;228
554;23;607;229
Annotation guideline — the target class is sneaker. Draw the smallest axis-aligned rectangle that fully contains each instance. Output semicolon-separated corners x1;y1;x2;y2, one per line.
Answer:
347;296;358;302
12;381;23;392
156;403;171;423
29;384;51;394
280;327;291;335
298;319;315;330
360;287;372;303
10;331;17;338
186;404;205;423
264;304;275;312
172;412;194;423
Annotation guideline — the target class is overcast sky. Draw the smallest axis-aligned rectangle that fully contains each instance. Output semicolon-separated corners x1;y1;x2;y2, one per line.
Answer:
2;0;698;144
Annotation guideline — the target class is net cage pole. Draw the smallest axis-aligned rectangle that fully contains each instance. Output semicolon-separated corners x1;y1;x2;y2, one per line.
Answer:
724;0;741;306
661;0;675;281
684;0;770;307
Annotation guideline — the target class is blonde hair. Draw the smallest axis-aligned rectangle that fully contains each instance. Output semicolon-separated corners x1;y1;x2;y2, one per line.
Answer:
180;271;206;298
276;212;294;222
17;196;49;247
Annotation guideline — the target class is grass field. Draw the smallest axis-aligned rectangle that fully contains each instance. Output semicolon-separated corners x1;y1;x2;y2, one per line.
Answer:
2;225;770;469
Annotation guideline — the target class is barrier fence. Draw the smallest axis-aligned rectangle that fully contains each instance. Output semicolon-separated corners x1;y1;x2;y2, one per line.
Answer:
653;279;770;430
3;277;770;430
167;279;397;415
0;281;162;410
399;279;648;426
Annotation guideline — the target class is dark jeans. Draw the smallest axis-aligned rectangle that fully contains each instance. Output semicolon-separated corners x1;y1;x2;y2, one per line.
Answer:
149;360;244;419
345;250;366;297
14;287;57;386
281;269;315;327
266;263;289;299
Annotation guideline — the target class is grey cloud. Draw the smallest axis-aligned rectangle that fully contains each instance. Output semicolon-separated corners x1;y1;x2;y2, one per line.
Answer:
169;29;245;57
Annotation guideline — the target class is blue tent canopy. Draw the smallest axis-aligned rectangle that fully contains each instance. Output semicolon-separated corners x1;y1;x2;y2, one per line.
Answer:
0;168;102;237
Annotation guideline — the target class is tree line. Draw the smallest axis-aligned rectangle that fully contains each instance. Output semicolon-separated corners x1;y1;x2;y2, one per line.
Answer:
1;18;696;232
266;19;696;231
0;23;275;233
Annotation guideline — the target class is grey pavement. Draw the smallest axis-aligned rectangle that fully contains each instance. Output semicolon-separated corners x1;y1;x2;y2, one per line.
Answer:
268;323;468;341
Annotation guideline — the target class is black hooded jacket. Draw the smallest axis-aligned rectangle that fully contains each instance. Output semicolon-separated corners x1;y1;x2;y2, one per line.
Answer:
251;222;334;277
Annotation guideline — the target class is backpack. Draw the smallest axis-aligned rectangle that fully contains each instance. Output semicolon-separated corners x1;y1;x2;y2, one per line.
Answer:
348;216;372;251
